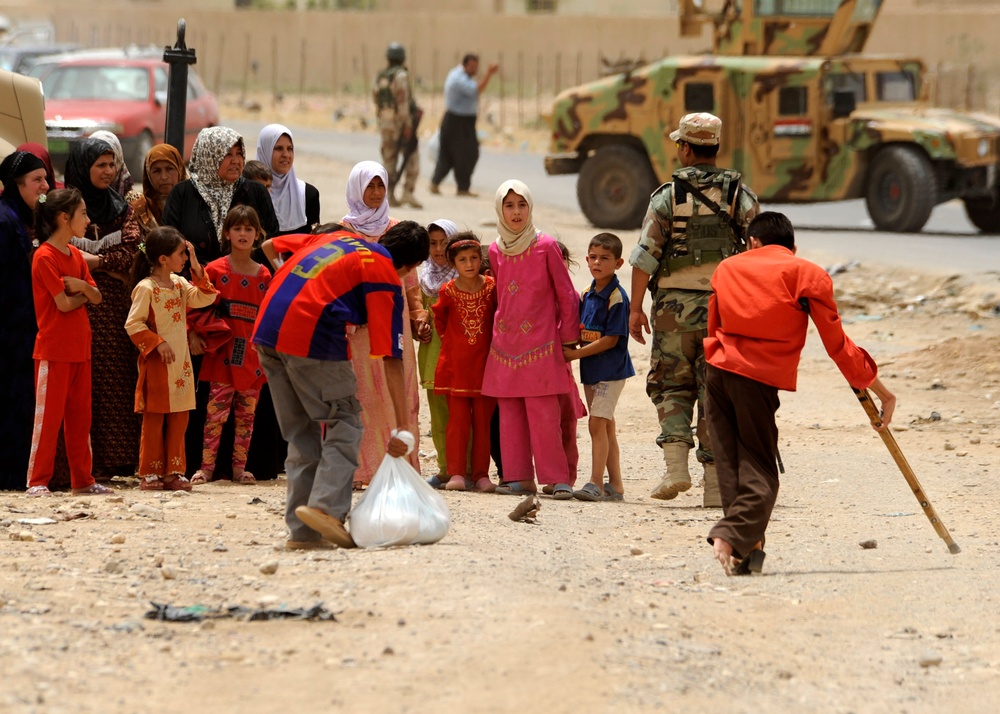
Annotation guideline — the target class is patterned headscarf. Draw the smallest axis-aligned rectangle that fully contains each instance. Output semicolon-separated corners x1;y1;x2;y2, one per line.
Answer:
342;160;390;238
16;142;58;192
256;123;307;232
495;179;536;256
0;150;47;224
141;143;187;225
189;126;245;242
64;138;128;226
89;130;134;197
419;218;459;297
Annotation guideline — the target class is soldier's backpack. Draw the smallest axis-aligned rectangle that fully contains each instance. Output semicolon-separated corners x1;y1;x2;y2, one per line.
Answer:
666;165;746;274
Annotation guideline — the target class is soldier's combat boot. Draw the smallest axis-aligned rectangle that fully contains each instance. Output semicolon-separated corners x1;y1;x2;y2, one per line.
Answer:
650;443;692;500
400;190;423;209
702;461;722;508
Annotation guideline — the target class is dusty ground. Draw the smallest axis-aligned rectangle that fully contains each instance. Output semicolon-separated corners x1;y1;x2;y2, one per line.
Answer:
2;132;999;714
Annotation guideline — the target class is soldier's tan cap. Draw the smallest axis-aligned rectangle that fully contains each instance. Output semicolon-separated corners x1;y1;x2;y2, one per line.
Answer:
669;112;722;146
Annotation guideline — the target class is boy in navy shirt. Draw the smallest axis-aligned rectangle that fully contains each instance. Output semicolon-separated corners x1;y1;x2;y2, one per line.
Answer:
563;233;635;501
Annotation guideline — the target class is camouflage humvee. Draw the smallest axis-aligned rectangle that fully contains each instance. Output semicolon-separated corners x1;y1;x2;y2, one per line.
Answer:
545;0;1000;233
0;67;47;158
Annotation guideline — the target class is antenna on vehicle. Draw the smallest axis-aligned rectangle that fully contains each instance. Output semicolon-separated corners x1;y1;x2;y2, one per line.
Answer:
163;19;196;157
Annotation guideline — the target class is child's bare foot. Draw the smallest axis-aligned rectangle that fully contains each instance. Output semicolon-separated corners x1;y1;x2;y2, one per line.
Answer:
712;537;734;576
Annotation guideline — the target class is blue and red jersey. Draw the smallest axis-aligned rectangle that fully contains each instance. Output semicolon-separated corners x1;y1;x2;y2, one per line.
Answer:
252;231;404;361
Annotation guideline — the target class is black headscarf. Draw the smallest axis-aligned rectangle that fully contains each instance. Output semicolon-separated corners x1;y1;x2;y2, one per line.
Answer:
0;150;47;224
63;138;128;225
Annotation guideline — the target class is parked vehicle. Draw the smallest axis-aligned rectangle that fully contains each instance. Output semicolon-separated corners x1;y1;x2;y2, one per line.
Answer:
29;48;219;176
0;43;79;75
0;66;46;159
544;0;1000;233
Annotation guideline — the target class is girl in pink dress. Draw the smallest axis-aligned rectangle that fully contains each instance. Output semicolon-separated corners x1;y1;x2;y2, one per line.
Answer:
192;206;271;485
340;161;425;486
432;233;498;493
481;180;580;499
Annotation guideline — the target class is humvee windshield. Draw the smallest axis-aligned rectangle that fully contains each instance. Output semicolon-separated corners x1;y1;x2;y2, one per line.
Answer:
753;0;882;20
826;72;867;104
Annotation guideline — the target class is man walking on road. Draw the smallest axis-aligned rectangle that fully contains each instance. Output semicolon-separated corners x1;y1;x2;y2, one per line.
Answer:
373;42;423;208
627;112;759;508
429;53;498;198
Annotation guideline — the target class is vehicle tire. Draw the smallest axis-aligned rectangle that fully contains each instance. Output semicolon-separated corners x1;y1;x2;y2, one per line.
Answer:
127;130;154;180
577;144;658;229
864;145;936;233
963;196;1000;234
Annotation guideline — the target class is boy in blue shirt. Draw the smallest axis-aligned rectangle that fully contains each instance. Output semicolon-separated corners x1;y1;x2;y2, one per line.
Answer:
563;233;635;501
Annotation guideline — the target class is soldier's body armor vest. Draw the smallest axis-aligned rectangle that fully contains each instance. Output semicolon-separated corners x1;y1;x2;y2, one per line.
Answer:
375;65;405;113
654;165;744;290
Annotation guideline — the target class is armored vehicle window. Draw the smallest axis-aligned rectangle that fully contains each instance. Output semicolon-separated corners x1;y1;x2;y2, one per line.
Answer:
779;87;808;115
876;71;916;102
755;0;841;16
826;72;866;104
684;83;715;113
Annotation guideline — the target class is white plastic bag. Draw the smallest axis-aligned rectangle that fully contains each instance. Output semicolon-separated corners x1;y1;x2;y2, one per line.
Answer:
349;431;451;548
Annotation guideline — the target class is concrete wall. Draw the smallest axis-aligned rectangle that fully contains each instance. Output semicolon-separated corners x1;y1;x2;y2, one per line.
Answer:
5;1;1000;109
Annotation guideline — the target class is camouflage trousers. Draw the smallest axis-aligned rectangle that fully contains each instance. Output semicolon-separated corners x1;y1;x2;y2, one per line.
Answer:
646;328;712;463
380;125;419;195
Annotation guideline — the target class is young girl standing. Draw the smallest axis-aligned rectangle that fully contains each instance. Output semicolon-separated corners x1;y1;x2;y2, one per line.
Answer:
419;218;459;487
192;206;271;484
28;188;111;496
125;227;217;491
481;180;580;499
432;233;498;493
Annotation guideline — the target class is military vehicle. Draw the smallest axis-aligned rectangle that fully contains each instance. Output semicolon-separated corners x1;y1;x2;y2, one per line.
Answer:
0;66;47;158
545;0;1000;233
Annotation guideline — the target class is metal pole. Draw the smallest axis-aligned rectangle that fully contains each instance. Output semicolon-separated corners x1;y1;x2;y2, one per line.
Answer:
163;19;196;158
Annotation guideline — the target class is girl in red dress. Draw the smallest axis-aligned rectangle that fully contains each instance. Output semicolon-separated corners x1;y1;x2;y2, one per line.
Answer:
192;206;271;484
432;233;498;492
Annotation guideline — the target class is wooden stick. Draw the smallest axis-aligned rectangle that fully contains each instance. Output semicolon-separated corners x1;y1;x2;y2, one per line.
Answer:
853;387;960;554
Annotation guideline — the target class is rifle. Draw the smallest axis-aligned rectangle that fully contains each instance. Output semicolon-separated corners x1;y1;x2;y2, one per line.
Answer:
394;106;423;188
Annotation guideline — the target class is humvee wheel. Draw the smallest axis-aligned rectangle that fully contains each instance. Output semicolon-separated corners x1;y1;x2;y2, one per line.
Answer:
865;145;936;233
577;144;657;229
963;197;1000;234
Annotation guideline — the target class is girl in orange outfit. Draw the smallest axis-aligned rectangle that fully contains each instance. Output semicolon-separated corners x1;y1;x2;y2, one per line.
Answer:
27;188;111;497
125;227;216;491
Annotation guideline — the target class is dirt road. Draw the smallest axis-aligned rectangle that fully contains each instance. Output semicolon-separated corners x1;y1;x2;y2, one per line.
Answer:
1;140;998;714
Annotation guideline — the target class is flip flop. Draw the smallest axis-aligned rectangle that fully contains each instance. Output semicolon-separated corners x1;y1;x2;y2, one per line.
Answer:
551;484;573;500
573;483;605;502
495;482;537;496
603;483;624;502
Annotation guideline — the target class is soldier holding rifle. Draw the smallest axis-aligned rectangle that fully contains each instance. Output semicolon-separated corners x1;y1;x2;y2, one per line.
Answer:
373;42;423;208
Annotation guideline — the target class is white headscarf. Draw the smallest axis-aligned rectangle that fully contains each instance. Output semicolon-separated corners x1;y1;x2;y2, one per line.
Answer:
419;218;460;297
495;179;536;256
342;161;390;238
255;123;307;232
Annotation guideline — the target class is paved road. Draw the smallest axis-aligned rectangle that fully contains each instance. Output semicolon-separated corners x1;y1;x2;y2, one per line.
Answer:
230;119;1000;274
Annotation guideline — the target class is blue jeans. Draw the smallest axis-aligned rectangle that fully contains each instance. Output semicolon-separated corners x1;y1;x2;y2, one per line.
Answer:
256;346;363;541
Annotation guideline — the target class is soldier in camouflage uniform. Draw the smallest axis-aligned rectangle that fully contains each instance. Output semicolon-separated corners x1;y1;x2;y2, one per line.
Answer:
628;113;759;507
373;43;422;208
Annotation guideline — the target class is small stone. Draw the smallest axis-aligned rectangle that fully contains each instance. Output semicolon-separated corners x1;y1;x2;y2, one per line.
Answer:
225;513;237;519
104;560;124;574
110;533;126;545
859;539;878;549
129;503;164;521
397;618;406;627
199;620;215;631
259;560;279;575
160;566;177;580
918;650;943;667
18;531;34;542
930;412;941;421
107;496;125;503
212;542;228;552
171;490;190;498
152;554;164;567
558;583;567;591
925;546;933;554
630;546;644;556
382;646;394;656
943;443;956;451
956;451;968;457
970;437;981;445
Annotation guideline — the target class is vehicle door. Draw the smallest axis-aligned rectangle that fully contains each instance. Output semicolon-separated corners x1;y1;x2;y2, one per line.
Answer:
746;68;820;201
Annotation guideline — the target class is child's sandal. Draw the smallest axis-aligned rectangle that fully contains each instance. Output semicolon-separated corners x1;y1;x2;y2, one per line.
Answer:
234;470;256;484
190;470;211;485
26;485;53;497
139;477;164;491
163;475;193;492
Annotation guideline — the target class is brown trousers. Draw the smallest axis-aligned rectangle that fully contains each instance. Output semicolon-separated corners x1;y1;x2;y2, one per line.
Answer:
705;365;781;559
139;412;189;479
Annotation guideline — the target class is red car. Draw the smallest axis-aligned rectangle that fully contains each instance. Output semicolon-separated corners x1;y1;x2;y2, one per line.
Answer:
29;49;219;176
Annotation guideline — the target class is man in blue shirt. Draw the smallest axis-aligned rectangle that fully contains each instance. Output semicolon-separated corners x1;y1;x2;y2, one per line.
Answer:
563;233;635;502
429;53;498;197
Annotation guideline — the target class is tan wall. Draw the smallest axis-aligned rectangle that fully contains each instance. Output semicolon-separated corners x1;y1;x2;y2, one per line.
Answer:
6;2;1000;110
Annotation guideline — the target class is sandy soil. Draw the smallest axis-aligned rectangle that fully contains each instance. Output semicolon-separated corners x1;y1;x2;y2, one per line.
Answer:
2;137;999;714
